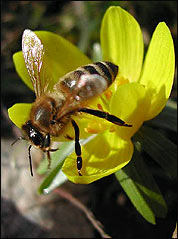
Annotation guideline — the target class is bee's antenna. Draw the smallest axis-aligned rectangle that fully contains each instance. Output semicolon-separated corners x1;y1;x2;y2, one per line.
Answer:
11;136;25;146
28;145;33;177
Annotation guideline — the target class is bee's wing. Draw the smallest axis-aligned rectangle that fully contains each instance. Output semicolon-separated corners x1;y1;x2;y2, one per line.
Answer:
22;29;47;98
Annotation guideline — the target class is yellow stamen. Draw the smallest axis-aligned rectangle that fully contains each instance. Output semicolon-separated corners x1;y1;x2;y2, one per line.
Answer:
97;103;104;111
117;76;129;86
109;125;117;132
104;89;112;99
84;127;99;134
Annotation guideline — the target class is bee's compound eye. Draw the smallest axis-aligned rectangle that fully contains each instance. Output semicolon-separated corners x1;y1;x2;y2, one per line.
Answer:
22;121;44;147
30;130;44;147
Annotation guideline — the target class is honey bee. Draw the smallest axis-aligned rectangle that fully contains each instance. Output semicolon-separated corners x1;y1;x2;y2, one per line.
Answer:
13;29;132;176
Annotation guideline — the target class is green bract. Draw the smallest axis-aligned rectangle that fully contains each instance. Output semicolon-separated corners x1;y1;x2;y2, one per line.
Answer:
8;6;175;185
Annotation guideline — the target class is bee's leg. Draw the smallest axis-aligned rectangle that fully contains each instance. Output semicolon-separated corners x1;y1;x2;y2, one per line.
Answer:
28;145;33;177
78;108;132;127
49;148;58;152
65;134;74;140
44;149;58;170
43;134;51;169
71;119;82;176
43;134;57;169
47;151;51;169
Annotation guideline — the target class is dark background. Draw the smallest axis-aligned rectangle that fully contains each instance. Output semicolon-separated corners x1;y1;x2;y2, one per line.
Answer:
1;1;177;238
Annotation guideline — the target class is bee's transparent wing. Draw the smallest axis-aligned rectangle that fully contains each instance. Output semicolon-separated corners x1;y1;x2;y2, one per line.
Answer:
22;29;47;98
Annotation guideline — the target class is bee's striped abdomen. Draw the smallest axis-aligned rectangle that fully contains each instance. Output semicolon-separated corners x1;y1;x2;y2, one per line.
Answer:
82;65;100;75
58;61;118;101
81;61;118;87
104;62;118;79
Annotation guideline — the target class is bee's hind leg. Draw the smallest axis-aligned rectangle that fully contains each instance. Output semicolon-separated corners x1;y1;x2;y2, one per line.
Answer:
78;108;132;127
71;119;82;176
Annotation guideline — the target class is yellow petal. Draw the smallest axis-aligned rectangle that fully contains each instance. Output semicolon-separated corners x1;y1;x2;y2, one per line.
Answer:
8;103;32;128
110;82;150;139
101;6;144;82
139;22;175;120
62;131;134;184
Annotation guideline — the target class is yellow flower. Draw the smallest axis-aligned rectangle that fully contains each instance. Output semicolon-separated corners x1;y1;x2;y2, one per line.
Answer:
8;6;175;184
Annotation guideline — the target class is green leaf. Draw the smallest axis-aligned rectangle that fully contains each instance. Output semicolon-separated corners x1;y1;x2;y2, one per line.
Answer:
38;161;67;195
38;141;75;194
134;126;177;179
115;150;167;224
37;141;75;175
101;6;144;82
146;101;177;132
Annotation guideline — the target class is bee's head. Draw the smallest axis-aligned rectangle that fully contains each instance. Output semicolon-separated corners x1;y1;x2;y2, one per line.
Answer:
15;121;53;177
22;120;50;150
